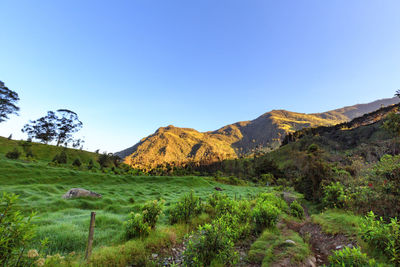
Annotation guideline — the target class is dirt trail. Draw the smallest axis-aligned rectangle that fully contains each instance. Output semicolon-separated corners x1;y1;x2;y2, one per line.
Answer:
282;194;356;266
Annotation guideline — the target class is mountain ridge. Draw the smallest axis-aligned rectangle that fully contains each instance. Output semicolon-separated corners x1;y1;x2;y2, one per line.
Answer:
117;97;399;169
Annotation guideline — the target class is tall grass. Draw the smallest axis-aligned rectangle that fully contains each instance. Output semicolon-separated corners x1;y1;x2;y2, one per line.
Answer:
0;157;266;254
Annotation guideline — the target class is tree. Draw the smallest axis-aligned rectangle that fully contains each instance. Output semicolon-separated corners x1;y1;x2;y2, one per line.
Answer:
22;111;57;144
395;90;400;99
54;109;83;146
22;109;83;146
0;81;20;123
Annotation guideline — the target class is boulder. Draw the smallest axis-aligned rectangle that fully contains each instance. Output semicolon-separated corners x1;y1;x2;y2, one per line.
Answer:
62;188;102;199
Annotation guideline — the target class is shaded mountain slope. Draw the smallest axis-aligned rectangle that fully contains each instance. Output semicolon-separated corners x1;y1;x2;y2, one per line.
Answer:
117;97;399;169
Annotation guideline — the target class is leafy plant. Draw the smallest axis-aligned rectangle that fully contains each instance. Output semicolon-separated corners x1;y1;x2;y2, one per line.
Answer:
257;192;288;212
125;213;151;239
290;200;304;219
328;247;377;267
141;199;164;229
322;182;347;209
72;158;82;167
252;201;280;231
169;191;202;224
5;148;21;160
0;192;37;266
359;211;400;265
52;150;67;164
184;218;239;266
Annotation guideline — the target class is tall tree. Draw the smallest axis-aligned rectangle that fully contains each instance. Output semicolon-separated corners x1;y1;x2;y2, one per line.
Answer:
22;111;57;144
55;109;83;146
0;81;20;123
22;109;83;146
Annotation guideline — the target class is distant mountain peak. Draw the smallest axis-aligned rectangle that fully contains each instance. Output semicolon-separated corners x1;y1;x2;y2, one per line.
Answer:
116;97;399;169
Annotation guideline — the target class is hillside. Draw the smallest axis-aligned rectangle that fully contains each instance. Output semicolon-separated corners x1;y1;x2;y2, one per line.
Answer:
117;97;399;169
0;136;99;164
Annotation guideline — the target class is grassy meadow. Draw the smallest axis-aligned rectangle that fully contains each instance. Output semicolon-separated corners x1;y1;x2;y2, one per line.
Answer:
0;155;267;255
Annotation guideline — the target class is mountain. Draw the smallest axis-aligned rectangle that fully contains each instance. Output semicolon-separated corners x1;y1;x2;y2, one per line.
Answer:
117;97;399;169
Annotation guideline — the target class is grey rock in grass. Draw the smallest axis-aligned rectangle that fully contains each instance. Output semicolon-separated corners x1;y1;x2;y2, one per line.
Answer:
284;239;296;245
62;188;102;199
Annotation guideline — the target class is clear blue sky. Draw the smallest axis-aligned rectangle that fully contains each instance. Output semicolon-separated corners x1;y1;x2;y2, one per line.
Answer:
1;0;400;152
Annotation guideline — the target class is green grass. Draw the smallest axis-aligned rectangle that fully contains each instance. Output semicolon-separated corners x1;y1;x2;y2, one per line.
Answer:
311;209;363;236
248;226;311;266
0;136;99;164
0;157;267;255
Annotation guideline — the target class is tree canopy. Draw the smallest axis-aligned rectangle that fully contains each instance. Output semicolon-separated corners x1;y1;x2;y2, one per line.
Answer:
22;109;83;147
0;81;20;123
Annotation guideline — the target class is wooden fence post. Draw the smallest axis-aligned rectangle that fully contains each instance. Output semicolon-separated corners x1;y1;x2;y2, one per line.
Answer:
85;211;96;260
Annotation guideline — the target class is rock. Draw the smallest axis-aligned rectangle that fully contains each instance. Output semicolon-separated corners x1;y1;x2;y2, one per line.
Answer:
285;239;296;245
305;257;317;267
62;188;102;199
347;243;354;249
336;245;343;250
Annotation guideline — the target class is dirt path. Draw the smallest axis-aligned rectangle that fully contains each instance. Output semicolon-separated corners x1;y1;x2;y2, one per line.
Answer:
282;198;356;267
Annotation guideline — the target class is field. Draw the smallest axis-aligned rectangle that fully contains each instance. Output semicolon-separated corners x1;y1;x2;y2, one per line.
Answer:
0;155;267;255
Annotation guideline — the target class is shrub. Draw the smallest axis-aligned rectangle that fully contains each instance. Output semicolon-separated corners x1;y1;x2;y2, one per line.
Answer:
252;202;280;231
5;148;21;159
259;173;275;185
52;150;67;164
25;148;34;158
125;213;151;239
169;191;202;224
141;199;164;229
257;192;288;212
360;211;400;265
0;192;37;266
218;213;252;242
206;193;244;219
328;247;376;267
184;219;239;266
322;182;347;208
359;211;391;251
290;200;304;219
72;158;82;167
87;159;95;170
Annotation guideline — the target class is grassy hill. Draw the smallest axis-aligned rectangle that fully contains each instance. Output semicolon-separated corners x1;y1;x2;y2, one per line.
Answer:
0;136;99;164
118;97;399;169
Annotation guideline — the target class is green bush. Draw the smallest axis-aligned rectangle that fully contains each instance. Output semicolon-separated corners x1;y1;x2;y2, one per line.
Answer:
218;213;252;242
141;199;164;229
184;218;239;266
0;192;37;266
72;158;82;167
359;211;391;251
290;200;304;219
259;173;275;185
52;150;67;164
25;148;34;158
5;148;21;159
360;211;400;265
125;213;151;239
322;182;347;208
169;191;202;224
206;193;243;219
328;247;377;267
257;192;288;212
252;201;280;231
87;159;95;170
